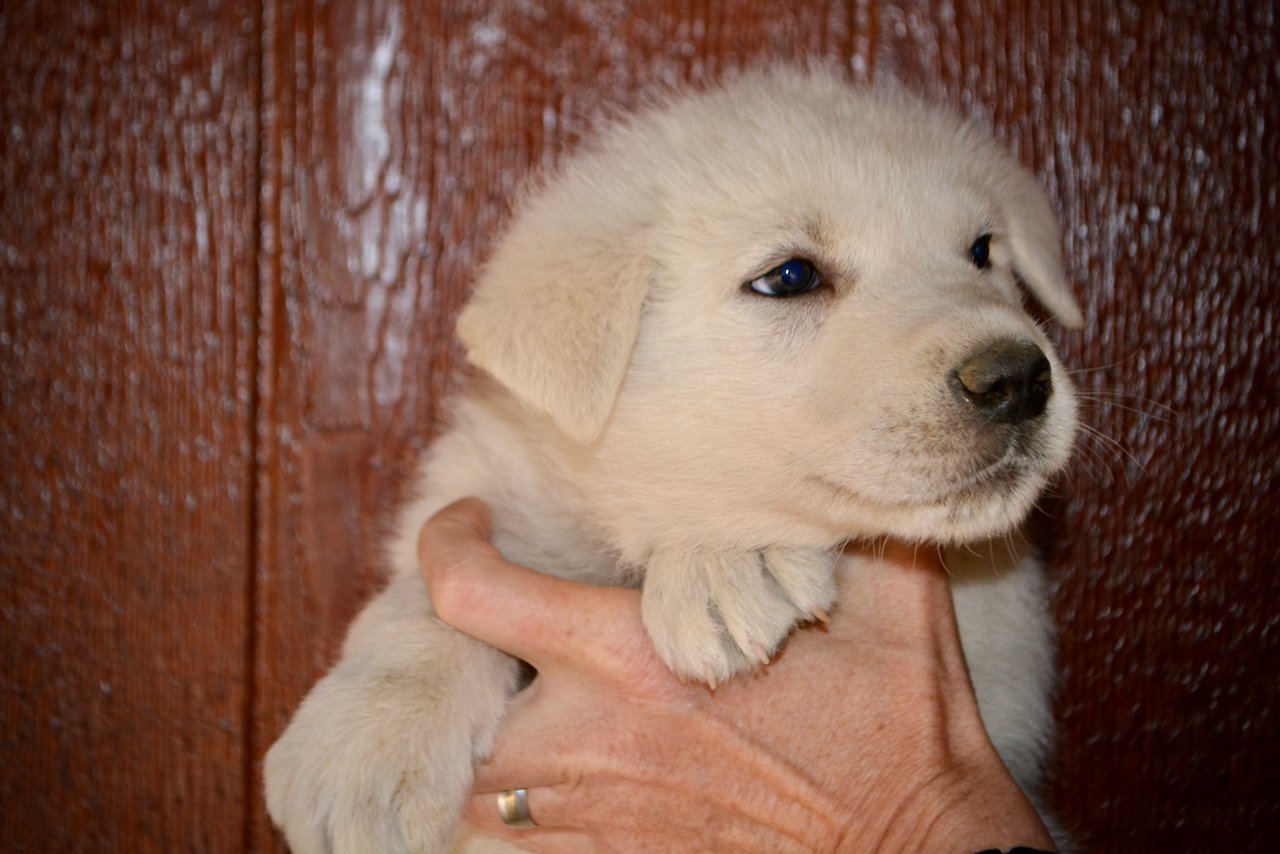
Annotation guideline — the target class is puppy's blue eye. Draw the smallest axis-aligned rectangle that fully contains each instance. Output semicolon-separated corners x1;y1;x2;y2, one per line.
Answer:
969;234;993;270
747;258;821;297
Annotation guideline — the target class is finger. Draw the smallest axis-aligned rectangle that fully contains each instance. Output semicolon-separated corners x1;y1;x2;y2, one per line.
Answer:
417;499;649;674
465;681;580;795
463;785;579;834
457;811;591;854
415;497;501;575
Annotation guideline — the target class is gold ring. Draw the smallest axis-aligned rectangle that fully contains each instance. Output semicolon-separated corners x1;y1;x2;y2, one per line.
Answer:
496;788;535;828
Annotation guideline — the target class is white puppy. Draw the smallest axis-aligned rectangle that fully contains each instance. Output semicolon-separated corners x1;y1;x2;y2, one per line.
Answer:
265;69;1082;853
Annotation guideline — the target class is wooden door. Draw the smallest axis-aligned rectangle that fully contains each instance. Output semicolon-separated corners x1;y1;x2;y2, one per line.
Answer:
2;1;1276;851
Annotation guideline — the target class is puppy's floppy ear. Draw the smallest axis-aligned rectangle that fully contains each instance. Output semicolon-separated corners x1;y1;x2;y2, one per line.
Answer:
457;215;652;444
1003;169;1085;329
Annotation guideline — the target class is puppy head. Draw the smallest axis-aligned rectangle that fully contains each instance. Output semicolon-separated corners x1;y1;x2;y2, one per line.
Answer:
459;69;1081;548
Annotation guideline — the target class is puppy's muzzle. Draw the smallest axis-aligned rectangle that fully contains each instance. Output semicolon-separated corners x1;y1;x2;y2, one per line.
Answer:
951;339;1052;425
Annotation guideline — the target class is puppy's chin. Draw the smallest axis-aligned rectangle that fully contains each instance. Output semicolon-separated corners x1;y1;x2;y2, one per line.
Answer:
817;410;1077;546
819;462;1054;546
933;471;1051;543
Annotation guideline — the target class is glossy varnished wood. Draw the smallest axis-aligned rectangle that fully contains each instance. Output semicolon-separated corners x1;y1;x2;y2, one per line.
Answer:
0;0;259;850
1;1;1275;851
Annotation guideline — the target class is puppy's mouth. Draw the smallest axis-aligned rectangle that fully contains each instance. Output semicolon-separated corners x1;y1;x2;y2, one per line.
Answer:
942;442;1033;496
815;446;1030;507
808;440;1051;542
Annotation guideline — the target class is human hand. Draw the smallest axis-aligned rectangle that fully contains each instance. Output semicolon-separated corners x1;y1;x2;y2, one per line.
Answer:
418;499;1055;853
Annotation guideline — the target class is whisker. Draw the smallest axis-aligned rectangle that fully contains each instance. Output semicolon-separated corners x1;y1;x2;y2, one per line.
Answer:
1072;422;1150;481
1064;350;1145;376
997;532;1014;569
1076;443;1121;485
1080;423;1144;467
1075;390;1176;423
937;542;955;577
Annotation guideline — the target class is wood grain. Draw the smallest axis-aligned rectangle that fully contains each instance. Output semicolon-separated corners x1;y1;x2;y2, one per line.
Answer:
2;0;1276;851
0;0;259;851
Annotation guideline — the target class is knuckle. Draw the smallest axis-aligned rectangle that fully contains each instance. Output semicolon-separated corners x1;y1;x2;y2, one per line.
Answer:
425;557;485;624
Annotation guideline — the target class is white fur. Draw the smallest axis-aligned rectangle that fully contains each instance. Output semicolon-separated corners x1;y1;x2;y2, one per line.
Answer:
265;69;1081;852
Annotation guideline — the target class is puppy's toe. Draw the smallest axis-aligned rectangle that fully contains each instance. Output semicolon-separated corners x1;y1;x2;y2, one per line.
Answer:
704;550;807;665
761;546;839;621
641;551;753;685
641;547;839;685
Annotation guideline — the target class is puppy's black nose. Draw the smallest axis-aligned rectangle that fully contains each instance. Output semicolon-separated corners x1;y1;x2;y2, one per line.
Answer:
951;339;1052;424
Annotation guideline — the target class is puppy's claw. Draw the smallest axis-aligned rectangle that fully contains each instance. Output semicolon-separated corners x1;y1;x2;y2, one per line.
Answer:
809;606;830;624
644;546;838;687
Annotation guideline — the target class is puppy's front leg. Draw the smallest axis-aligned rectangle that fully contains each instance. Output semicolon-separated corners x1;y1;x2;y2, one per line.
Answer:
641;546;838;686
265;571;520;854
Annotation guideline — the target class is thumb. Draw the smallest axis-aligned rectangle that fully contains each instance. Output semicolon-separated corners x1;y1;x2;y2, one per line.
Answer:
417;499;645;674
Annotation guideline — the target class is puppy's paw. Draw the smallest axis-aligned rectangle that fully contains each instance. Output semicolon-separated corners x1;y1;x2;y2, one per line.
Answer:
265;614;519;854
265;665;487;854
641;546;838;686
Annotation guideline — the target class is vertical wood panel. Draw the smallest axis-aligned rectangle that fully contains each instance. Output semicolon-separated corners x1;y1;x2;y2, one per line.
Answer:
1046;3;1280;847
0;1;259;851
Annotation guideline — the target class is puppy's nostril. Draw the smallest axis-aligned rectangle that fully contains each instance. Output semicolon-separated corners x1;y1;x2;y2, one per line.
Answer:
951;339;1052;424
